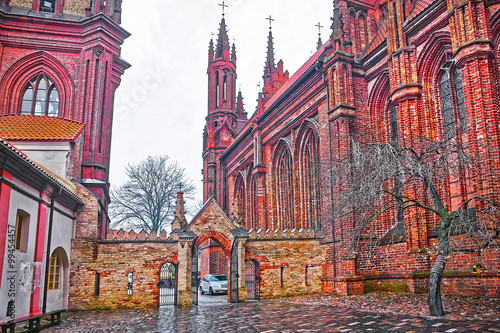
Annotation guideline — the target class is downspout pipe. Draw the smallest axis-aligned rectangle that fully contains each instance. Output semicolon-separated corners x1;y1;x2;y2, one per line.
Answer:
42;188;60;314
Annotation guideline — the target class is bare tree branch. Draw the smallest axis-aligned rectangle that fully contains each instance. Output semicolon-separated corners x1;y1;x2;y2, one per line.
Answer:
109;155;196;234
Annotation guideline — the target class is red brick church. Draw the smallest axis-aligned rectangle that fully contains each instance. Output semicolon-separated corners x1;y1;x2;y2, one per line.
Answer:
202;0;500;296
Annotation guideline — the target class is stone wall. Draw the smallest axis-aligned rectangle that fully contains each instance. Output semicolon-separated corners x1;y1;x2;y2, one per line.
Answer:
91;241;178;309
245;238;327;298
70;220;179;309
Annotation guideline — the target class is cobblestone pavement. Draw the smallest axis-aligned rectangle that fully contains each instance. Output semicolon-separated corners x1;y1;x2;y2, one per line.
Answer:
281;292;500;321
44;298;499;333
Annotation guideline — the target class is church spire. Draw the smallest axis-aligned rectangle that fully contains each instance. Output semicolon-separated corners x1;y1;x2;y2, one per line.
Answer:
231;42;237;64
208;37;214;62
264;15;276;76
258;15;289;109
215;17;230;60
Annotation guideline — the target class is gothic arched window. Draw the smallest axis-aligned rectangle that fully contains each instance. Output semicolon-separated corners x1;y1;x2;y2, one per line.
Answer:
20;73;60;117
275;145;294;229
235;174;246;227
390;104;404;223
439;67;467;139
301;130;321;230
251;176;259;230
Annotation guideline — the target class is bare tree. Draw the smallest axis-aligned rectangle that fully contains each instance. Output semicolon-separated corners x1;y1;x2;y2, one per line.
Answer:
110;155;195;234
331;138;500;316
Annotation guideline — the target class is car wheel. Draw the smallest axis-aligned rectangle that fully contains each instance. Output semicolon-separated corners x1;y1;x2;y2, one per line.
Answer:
209;287;214;296
199;286;204;295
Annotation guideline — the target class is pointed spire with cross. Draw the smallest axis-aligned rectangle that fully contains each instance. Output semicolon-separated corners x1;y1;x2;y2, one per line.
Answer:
316;22;324;37
264;15;276;76
266;15;275;30
316;22;324;50
219;0;228;17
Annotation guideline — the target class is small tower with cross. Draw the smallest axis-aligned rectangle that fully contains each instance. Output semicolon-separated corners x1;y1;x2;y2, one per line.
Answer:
258;14;289;111
316;22;324;50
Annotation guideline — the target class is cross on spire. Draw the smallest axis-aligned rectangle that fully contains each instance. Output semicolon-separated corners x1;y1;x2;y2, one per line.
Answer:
219;1;228;17
266;15;275;30
315;22;324;36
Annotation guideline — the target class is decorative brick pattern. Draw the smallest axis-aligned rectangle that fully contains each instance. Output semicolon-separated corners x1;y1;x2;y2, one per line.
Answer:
63;0;90;16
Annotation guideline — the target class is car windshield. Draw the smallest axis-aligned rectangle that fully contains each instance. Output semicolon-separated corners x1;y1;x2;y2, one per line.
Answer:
210;275;227;281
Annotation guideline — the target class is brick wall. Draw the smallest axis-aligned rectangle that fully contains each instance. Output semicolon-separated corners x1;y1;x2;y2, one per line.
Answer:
63;0;89;16
246;239;327;298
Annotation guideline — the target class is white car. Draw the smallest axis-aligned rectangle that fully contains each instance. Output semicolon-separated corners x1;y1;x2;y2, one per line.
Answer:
199;274;228;295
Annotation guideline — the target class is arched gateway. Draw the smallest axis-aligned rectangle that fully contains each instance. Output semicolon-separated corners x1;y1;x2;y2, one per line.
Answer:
171;198;249;306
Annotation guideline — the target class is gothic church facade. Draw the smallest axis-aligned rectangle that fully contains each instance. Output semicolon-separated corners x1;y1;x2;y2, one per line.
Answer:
203;0;500;296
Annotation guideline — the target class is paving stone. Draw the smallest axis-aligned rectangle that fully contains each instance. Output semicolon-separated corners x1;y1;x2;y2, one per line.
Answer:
43;299;500;333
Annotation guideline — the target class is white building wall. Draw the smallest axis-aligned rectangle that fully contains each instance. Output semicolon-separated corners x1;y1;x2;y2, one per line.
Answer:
0;189;40;322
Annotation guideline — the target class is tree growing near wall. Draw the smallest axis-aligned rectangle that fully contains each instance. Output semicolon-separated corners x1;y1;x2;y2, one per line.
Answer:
110;155;195;234
331;138;500;316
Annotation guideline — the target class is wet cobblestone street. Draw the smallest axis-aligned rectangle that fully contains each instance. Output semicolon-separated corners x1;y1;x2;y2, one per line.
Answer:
45;298;500;333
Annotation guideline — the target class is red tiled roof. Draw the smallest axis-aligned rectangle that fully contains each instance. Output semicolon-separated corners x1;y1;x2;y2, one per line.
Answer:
0;115;84;141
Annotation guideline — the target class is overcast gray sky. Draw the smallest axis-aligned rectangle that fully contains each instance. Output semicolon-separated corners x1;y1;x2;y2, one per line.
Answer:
110;1;333;212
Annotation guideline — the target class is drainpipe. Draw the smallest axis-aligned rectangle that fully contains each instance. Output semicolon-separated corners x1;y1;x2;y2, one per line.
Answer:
42;187;60;314
322;60;337;292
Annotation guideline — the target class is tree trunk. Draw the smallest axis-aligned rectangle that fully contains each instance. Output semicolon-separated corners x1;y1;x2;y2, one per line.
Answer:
428;254;446;316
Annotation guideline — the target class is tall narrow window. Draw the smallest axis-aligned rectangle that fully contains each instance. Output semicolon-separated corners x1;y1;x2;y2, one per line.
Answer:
280;266;284;287
276;145;294;229
14;213;24;251
20;73;60;117
439;66;467;139
305;266;309;286
454;69;467;134
223;76;227;101
302;130;321;230
215;71;220;107
94;272;100;296
251;176;259;229
390;105;404;223
48;252;60;290
127;272;133;295
440;71;455;139
235;174;246;228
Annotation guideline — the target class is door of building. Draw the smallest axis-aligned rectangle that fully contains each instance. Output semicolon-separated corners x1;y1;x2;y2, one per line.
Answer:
245;259;260;300
158;262;177;306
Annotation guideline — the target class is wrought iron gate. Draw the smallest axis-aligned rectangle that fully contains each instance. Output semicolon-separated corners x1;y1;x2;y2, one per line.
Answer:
191;238;199;306
158;262;177;306
229;238;239;303
245;259;260;300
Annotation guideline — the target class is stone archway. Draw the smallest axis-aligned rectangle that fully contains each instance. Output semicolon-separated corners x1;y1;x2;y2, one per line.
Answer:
173;198;249;306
